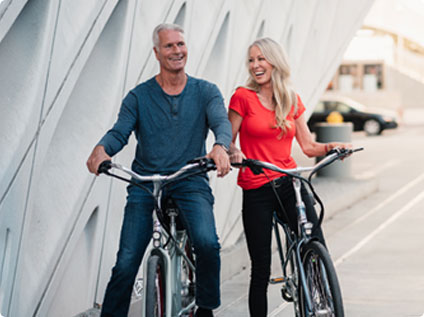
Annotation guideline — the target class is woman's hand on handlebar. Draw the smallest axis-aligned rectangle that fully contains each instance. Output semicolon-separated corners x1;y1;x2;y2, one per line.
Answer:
325;142;352;160
326;142;352;153
229;148;245;163
86;145;111;175
206;144;231;177
228;146;246;171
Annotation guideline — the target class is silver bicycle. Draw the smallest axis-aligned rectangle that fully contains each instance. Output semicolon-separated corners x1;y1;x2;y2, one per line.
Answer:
235;147;363;316
98;157;216;317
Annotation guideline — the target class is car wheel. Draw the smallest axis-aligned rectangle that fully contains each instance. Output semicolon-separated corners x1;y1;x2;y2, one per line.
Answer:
363;119;381;136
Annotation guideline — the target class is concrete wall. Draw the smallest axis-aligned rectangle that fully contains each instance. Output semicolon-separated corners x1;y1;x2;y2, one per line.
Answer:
386;65;424;109
0;0;373;316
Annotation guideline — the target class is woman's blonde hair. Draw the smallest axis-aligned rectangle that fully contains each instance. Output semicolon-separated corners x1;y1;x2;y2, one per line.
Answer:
245;37;297;133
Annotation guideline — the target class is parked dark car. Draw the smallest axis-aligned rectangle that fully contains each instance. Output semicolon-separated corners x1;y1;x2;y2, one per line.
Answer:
308;95;398;136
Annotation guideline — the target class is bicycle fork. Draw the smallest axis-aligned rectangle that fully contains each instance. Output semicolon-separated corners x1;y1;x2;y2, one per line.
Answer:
293;178;316;316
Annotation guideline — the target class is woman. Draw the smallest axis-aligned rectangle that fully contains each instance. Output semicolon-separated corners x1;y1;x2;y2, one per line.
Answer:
228;37;350;317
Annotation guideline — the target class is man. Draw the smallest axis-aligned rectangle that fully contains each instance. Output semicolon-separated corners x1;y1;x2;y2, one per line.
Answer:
86;23;231;317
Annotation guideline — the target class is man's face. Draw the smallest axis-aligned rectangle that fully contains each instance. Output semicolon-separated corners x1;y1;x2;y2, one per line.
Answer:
154;29;187;73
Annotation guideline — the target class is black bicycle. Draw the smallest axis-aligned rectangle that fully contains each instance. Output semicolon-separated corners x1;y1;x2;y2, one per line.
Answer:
98;157;216;317
235;148;363;317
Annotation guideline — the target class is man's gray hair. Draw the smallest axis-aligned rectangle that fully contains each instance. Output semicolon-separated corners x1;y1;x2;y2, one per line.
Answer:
152;23;184;48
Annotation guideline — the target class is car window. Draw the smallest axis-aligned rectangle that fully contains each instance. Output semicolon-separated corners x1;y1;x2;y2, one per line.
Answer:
324;101;338;112
314;101;325;113
334;102;351;114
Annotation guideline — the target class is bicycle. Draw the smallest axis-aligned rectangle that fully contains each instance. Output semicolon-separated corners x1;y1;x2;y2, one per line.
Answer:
235;147;363;317
98;157;217;317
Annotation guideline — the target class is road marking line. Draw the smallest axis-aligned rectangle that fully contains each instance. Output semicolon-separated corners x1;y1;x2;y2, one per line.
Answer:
348;171;424;228
335;189;424;267
215;293;247;316
356;159;399;179
268;301;290;316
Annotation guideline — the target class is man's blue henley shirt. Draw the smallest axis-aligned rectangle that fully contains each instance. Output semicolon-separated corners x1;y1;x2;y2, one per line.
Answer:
98;75;232;174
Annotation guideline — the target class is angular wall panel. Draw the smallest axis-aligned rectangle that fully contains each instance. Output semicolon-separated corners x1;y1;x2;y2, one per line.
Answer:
0;0;27;42
0;0;56;204
0;145;34;316
42;0;109;118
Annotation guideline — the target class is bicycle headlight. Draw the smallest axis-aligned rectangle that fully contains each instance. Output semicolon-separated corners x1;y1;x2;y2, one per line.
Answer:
152;231;161;240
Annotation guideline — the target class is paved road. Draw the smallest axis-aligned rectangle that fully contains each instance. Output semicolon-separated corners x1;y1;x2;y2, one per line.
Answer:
217;124;424;317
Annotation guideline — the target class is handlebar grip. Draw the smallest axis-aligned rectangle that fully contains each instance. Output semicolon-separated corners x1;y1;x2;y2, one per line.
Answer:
98;160;112;174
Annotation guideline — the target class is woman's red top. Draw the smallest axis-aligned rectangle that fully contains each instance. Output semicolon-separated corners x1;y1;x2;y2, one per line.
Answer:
229;87;305;190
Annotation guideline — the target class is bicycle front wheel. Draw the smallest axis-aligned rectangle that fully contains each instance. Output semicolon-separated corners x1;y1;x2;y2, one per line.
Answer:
299;241;344;317
145;255;166;317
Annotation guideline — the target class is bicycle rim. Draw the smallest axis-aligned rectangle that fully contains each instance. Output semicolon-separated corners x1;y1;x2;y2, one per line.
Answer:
300;241;344;317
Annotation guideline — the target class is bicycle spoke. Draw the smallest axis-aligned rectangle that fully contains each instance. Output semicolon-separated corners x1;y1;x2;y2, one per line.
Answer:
305;251;335;316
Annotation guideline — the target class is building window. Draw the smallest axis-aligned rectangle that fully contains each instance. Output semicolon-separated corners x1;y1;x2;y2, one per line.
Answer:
327;61;385;92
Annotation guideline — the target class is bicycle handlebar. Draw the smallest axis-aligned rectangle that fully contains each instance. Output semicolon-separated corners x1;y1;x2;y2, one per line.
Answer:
97;157;217;184
233;147;363;181
233;147;363;234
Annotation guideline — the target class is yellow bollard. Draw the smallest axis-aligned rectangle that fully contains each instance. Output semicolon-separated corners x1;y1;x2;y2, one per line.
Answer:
326;111;343;124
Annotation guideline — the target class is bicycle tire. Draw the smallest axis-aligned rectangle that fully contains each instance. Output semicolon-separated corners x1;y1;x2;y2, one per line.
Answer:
299;241;344;317
145;255;166;317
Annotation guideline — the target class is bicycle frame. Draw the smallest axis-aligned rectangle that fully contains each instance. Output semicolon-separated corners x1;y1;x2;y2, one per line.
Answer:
271;177;316;315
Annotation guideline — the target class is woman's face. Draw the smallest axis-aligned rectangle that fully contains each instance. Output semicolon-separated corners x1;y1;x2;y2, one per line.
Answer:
248;45;273;86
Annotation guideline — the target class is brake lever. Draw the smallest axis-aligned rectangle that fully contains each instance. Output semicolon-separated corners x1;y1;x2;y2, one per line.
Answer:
187;156;207;164
187;157;216;170
243;159;265;175
352;147;364;153
326;146;364;160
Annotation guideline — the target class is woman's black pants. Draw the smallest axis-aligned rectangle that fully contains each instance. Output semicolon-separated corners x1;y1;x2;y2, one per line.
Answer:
242;177;326;317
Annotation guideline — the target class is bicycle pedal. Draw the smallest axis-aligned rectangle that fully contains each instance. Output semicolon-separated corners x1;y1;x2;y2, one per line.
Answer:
269;276;286;284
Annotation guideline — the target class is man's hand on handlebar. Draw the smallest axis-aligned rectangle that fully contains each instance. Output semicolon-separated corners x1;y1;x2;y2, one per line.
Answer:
86;145;111;176
206;144;231;177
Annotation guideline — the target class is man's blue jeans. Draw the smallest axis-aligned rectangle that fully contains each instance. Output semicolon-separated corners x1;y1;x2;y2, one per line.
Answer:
100;175;221;316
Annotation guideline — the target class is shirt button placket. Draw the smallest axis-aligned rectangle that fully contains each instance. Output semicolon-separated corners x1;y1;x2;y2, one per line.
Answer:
172;97;178;119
